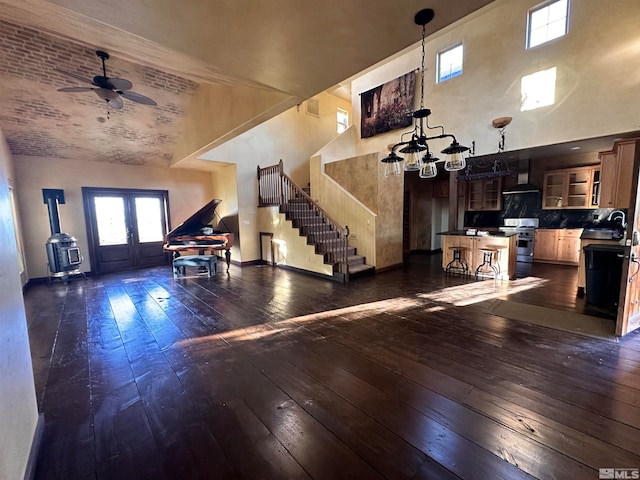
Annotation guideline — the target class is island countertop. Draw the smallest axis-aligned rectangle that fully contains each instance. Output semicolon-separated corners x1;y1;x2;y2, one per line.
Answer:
437;230;518;237
440;231;518;280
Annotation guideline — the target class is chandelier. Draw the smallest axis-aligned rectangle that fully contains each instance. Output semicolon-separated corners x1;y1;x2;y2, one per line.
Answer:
381;8;470;178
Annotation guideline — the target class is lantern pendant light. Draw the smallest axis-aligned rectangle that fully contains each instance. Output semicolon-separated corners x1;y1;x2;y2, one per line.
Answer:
380;8;469;178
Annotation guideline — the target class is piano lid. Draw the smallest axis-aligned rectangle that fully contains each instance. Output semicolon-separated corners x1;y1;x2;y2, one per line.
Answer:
167;199;225;238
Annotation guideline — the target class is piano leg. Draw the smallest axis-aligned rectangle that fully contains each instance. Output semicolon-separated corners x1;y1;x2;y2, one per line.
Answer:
225;249;231;273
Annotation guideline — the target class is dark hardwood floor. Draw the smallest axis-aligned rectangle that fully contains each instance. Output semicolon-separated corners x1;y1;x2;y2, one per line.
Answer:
25;254;640;480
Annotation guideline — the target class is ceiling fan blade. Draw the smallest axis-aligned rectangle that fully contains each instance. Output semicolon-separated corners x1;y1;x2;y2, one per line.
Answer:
93;75;133;92
55;69;93;84
121;90;157;106
57;87;95;92
109;78;133;91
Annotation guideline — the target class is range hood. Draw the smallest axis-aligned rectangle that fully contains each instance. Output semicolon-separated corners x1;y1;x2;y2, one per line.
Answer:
502;159;540;194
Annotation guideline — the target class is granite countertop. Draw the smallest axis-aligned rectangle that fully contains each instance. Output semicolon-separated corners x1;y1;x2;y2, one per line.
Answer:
438;230;518;237
580;228;623;241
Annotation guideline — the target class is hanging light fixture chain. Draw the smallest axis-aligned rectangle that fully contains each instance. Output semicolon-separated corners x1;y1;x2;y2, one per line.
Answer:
420;24;426;110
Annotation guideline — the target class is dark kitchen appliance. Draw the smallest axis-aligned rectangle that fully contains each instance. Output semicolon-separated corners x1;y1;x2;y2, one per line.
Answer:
43;189;84;281
583;244;624;314
499;218;539;263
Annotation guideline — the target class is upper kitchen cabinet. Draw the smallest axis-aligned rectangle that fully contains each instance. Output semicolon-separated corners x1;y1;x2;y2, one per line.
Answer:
542;166;599;209
467;178;502;211
599;140;637;209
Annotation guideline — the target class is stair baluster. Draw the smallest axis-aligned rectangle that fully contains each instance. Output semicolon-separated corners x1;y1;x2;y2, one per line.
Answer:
258;160;370;282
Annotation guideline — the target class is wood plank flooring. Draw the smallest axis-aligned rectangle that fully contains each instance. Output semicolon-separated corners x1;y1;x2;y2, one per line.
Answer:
25;254;640;480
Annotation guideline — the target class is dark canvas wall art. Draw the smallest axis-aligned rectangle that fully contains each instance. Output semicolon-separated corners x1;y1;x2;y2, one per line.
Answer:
360;71;416;139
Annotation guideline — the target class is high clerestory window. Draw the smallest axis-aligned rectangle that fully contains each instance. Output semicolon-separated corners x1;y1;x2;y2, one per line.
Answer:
527;0;570;49
437;44;463;83
337;108;349;134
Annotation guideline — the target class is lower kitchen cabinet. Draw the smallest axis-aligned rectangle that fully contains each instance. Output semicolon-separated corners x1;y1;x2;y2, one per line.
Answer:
441;234;517;280
534;229;582;265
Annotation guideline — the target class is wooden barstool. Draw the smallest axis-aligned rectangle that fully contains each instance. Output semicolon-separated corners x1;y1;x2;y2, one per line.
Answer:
446;246;470;275
475;245;501;281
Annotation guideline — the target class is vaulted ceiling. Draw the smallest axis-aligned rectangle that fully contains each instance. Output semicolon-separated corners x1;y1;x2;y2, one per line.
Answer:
0;0;496;169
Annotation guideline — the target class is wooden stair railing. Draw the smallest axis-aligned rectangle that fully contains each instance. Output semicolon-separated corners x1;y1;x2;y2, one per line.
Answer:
258;160;350;278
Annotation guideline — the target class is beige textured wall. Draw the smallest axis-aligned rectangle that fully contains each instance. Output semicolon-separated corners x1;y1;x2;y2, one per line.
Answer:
0;129;39;480
311;154;377;266
199;92;351;262
324;152;378;212
375;162;404;268
173;83;292;164
312;150;404;270
13;156;213;278
352;0;640;159
257;206;333;276
210;163;241;261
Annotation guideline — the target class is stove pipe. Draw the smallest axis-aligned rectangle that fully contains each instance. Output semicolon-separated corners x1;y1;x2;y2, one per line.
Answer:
42;189;65;235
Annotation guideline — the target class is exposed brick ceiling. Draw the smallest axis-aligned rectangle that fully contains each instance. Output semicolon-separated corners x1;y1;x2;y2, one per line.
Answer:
0;20;198;167
0;0;497;169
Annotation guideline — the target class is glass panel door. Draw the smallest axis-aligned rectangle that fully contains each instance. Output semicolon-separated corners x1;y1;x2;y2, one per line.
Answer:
567;170;590;207
543;172;566;208
484;179;501;210
94;196;128;246
468;181;484;210
83;187;169;274
134;197;164;243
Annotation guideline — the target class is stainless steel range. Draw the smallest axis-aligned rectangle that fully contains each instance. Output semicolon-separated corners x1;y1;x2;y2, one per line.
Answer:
499;218;539;263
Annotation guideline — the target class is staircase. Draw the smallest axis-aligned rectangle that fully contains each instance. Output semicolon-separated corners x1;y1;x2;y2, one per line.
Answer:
284;198;374;279
258;161;375;282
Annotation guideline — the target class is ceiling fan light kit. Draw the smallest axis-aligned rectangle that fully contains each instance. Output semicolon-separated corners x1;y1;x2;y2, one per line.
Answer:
57;50;157;111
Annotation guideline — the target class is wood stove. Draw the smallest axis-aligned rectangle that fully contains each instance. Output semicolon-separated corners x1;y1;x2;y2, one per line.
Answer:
43;189;83;281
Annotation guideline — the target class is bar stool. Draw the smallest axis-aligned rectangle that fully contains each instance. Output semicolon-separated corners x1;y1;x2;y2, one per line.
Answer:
446;246;470;275
475;245;502;281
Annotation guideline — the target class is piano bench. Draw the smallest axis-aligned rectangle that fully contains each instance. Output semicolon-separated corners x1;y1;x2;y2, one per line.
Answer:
172;255;218;278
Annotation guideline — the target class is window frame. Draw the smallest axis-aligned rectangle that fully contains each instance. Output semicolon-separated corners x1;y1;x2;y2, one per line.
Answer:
337;107;349;134
526;0;570;49
436;43;464;84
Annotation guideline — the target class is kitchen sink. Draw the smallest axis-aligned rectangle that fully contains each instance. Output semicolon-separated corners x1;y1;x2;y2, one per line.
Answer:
581;228;620;240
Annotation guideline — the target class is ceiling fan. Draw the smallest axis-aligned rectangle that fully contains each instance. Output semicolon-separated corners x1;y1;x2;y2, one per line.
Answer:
57;50;157;109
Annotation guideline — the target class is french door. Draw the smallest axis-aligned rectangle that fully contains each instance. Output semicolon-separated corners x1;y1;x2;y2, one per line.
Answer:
83;187;170;274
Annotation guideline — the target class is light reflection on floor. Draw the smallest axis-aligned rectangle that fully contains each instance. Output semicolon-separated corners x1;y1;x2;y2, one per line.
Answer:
178;276;549;346
417;276;550;307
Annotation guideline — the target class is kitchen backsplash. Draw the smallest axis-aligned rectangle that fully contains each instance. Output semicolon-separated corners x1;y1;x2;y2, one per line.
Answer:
464;191;627;229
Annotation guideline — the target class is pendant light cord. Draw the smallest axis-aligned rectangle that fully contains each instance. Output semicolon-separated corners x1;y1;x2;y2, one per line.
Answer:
419;24;426;111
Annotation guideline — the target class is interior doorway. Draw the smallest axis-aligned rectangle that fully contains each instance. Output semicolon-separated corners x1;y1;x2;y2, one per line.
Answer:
82;187;170;274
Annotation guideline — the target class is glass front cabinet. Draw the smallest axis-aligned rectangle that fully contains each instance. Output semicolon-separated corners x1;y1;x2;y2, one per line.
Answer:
467;178;503;211
542;166;600;209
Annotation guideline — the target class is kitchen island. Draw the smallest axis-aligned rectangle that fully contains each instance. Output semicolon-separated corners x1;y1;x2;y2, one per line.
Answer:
439;231;518;281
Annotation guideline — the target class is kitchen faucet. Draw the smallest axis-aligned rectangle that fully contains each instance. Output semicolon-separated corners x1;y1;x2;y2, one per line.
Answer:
607;210;627;228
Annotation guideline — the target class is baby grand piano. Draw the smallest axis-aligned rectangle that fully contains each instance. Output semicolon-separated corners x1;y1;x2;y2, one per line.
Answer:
163;199;234;272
